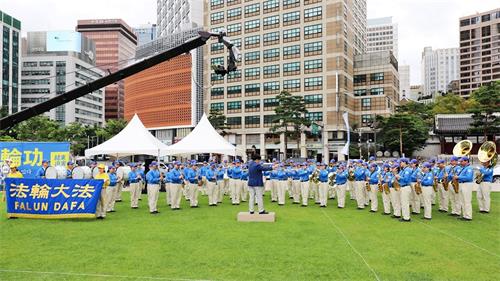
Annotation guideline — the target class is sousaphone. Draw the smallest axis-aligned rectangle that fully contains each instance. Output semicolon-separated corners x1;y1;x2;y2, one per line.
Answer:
476;141;498;184
451;140;472;193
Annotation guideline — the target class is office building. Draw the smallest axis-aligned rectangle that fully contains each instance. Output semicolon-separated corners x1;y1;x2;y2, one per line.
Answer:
76;19;137;120
421;46;459;100
399;64;410;100
0;10;21;115
459;8;500;96
21;31;105;126
157;0;204;36
134;23;157;46
204;0;367;161
367;17;398;59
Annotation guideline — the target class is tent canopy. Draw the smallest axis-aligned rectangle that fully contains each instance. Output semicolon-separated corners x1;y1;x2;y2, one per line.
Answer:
164;113;239;156
85;114;169;158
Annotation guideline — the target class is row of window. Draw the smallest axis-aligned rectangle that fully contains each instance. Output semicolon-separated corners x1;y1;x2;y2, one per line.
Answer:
213;23;322;40
224;112;324;127
211;71;323;89
353;88;385;96
211;0;319;10
211;94;323;110
212;6;321;24
354;73;385;83
211;40;322;56
22;61;56;67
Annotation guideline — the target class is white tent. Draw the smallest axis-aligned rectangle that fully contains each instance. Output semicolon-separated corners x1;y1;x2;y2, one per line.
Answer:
164;113;240;156
85;114;169;158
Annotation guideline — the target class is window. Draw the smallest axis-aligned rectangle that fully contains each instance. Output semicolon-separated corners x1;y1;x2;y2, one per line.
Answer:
354;89;367;96
304;77;323;90
23;61;37;67
245;83;260;95
211;43;224;53
304;6;322;21
244;51;260;63
370;72;384;81
227;7;242;20
227;23;242;34
211;12;224;23
244;35;260;47
39;61;53;67
211;0;223;8
227;85;242;96
245;116;260;127
283;11;300;25
361;98;371;110
263;48;280;61
211;102;224;111
245;99;260;110
264;115;278;126
211;87;224;98
232;38;242;48
283;79;301;92
227;101;242;110
264;98;279;109
211;57;224;67
283;28;300;42
263;81;280;94
283;45;300;58
361;114;373;125
227;69;241;80
354;74;366;84
245;67;260;79
21;79;50;85
370;88;384;96
245;19;260;32
283;62;300;75
263;31;279;45
304;24;322;38
304;41;322;55
263;15;279;29
263;64;280;77
263;0;279;12
304;94;322;107
304;59;322;73
227;117;242;127
306;112;323;121
283;0;299;9
244;3;260;16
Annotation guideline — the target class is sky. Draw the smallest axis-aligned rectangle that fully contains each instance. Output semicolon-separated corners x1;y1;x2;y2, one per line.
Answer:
1;0;499;84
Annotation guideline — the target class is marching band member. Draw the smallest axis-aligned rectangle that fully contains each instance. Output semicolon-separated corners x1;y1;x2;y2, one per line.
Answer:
455;157;474;221
114;161;124;202
106;166;118;213
230;160;242;205
241;163;248;202
291;164;301;204
298;163;310;207
146;162;161;214
128;164;142;209
286;163;294;199
199;161;208;196
396;158;412;222
35;160;50;178
366;163;380;212
419;162;434;220
477;160;493;214
435;160;448;212
409;159;421;214
361;161;370;206
217;164;226;203
169;161;184;210
380;164;392;215
429;158;438;205
388;164;401;219
447;156;462;216
206;163;218;206
308;161;320;203
269;164;279;202
327;160;337;200
94;164;109;219
163;166;171;206
318;163;329;208
138;163;146;201
353;160;367;209
66;161;75;179
185;161;199;208
335;164;348;208
276;164;288;206
347;160;356;200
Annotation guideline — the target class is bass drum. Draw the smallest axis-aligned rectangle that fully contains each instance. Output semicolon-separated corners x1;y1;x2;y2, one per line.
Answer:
92;166;100;178
81;166;92;179
71;166;86;179
44;166;58;179
121;166;131;181
55;166;67;179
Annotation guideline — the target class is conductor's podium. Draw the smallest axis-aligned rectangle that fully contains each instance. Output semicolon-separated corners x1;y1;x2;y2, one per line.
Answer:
237;212;276;222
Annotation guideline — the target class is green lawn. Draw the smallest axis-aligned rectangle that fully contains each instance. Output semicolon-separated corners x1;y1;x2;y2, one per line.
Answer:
0;190;499;281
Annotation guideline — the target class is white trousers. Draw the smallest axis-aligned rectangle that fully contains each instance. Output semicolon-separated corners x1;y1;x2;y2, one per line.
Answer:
217;180;225;203
230;179;241;204
328;184;336;199
248;186;264;213
477;182;491;212
277;180;287;205
381;189;392;214
95;188;107;217
207;181;218;205
241;180;248;202
292;180;301;203
165;183;171;206
449;186;461;215
336;184;346;207
318;182;329;206
390;188;401;217
170;183;182;209
147;184;160;212
129;182;141;208
369;184;378;211
106;186;116;212
422;186;433;219
264;178;272;192
114;182;123;201
189;183;199;206
270;179;278;201
459;182;474;219
400;185;412;220
410;183;421;214
354;181;366;208
438;185;449;211
348;181;356;199
309;181;319;202
301;181;309;206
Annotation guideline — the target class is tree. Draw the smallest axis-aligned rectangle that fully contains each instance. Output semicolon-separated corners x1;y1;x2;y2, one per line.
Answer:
431;94;475;115
98;119;128;141
376;113;429;157
9;116;65;141
397;101;434;126
270;91;311;159
468;81;500;138
208;108;228;132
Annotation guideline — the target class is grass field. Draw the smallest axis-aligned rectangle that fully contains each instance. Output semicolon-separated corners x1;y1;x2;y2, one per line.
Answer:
0;190;499;281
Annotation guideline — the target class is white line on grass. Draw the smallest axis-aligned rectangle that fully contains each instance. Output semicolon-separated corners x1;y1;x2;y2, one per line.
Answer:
321;210;382;281
417;221;500;259
0;269;213;281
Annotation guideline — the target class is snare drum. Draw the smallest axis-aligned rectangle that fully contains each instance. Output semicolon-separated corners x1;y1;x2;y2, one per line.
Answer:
44;166;58;179
71;166;85;179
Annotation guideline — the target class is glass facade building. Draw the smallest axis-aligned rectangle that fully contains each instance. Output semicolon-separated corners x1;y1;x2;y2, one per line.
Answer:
0;10;21;115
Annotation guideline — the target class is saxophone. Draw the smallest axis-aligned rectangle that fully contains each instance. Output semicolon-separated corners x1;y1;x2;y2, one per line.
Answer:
432;176;438;192
365;180;371;192
377;174;383;193
393;175;401;191
451;168;459;194
328;171;336;186
415;181;422;195
309;169;320;184
347;168;355;181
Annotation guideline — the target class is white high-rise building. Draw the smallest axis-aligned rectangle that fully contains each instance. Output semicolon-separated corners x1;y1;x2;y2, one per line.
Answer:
399;65;411;100
157;0;203;37
0;10;21;115
367;17;398;59
133;23;157;46
421;46;459;99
